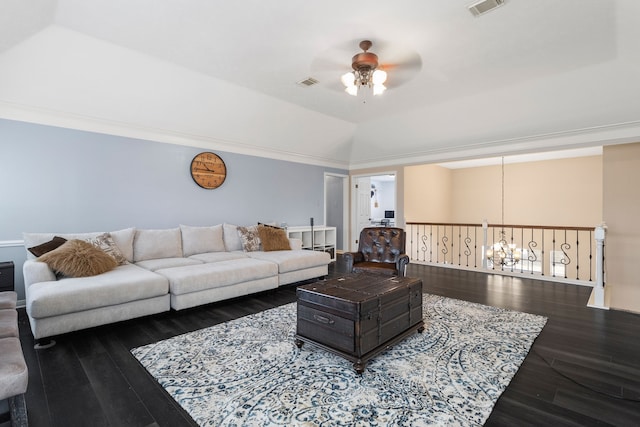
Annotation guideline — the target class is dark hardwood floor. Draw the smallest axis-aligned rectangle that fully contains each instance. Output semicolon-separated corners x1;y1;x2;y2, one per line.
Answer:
9;258;640;427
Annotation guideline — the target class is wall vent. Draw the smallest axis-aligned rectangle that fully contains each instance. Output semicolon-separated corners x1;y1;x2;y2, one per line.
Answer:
468;0;505;17
297;77;319;87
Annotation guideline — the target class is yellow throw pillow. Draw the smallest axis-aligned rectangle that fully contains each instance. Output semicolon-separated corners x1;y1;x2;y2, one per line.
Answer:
39;239;118;278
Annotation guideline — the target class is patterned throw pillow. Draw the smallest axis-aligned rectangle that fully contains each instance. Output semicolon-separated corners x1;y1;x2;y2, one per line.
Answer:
85;232;129;265
38;239;118;278
237;225;261;252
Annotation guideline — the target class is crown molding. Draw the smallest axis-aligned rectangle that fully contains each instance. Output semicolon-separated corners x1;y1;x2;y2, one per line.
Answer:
349;120;640;170
0;101;350;170
4;101;639;172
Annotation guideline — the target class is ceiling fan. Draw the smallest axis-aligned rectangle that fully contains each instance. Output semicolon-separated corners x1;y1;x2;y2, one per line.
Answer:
310;39;423;95
341;40;388;96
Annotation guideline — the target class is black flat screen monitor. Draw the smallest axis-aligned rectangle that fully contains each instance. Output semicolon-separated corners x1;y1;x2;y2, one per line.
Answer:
384;210;395;219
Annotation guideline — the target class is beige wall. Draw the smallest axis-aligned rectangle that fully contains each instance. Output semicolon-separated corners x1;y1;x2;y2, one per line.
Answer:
603;143;640;313
405;156;602;227
453;156;603;226
405;164;452;222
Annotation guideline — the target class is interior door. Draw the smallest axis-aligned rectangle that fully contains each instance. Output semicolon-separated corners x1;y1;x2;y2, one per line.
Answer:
355;177;372;248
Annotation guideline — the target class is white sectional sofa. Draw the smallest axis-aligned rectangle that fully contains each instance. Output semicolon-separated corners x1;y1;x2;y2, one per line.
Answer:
22;223;330;342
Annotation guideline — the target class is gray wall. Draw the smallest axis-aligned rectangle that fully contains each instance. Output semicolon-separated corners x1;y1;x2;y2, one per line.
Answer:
0;119;346;300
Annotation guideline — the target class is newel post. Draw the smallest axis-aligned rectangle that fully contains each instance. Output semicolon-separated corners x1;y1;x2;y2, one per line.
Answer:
590;223;608;309
482;219;489;270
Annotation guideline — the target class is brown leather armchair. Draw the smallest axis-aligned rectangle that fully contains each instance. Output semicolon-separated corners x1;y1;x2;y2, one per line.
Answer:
343;227;409;277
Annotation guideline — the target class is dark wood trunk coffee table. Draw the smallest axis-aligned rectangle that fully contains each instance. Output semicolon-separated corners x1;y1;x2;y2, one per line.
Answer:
295;273;424;374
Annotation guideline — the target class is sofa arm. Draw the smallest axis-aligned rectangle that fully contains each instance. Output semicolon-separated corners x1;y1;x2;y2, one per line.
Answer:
396;254;410;277
23;260;56;288
343;252;364;273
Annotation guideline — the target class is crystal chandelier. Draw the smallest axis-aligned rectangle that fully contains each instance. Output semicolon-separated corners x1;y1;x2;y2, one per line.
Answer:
341;40;387;96
486;157;522;266
486;230;522;266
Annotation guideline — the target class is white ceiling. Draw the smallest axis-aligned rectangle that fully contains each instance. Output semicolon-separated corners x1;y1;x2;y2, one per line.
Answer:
1;0;639;169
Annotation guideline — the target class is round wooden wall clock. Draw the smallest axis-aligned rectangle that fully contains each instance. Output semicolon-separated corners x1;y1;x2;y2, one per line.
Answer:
190;152;227;189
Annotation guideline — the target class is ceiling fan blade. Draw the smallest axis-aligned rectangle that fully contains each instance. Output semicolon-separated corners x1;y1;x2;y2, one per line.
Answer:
310;39;428;90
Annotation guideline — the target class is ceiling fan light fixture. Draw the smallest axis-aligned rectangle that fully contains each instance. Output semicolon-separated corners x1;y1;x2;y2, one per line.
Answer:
372;69;387;85
373;84;386;96
341;72;356;88
341;40;388;97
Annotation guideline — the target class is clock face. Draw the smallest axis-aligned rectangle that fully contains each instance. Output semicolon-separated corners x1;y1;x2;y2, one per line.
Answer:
190;152;227;189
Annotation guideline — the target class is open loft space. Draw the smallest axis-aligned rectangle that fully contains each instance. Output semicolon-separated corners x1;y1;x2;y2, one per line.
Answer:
2;2;640;426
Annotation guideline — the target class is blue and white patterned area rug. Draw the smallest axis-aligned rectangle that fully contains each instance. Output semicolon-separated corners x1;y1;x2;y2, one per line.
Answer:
132;295;547;426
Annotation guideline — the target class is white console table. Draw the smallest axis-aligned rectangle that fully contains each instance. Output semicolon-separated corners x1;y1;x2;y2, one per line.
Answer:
286;226;337;261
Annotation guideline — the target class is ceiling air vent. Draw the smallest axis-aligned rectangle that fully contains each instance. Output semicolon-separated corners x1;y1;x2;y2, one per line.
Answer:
468;0;505;17
297;77;319;87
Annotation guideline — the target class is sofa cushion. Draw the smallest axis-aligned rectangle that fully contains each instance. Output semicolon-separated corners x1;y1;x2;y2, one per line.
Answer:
247;249;331;274
0;337;28;400
135;257;203;272
134;228;182;262
223;223;243;251
108;228;136;263
180;224;225;257
0;310;18;338
26;264;169;318
38;240;118;278
156;258;278;296
258;225;291;251
0;291;17;310
188;252;248;263
237;225;261;252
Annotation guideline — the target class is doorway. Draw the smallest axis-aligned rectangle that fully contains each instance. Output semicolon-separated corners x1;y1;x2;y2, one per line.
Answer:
324;173;349;252
350;173;397;251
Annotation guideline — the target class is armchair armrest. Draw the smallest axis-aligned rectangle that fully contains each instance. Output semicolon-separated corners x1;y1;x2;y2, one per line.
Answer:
343;252;365;273
396;254;410;277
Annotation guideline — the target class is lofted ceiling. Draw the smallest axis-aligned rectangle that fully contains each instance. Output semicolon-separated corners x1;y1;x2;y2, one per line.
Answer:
1;0;639;169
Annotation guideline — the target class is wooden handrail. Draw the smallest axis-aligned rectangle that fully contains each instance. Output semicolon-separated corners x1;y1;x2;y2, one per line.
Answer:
407;222;482;227
406;222;595;231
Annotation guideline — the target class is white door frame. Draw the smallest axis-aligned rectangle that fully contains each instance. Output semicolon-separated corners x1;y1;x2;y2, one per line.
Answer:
324;172;349;252
350;171;397;251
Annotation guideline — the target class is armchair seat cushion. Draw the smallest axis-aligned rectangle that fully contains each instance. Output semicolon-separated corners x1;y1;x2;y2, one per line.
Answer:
352;262;398;276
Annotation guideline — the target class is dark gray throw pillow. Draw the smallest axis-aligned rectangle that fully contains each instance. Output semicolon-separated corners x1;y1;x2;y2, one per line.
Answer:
28;236;67;257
